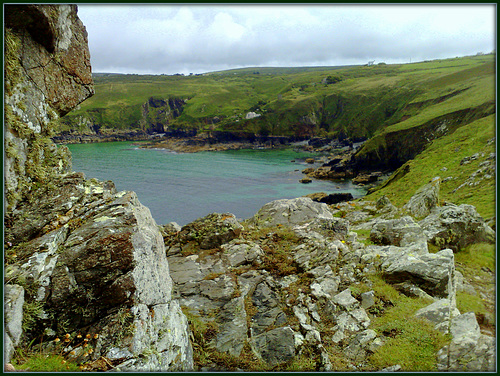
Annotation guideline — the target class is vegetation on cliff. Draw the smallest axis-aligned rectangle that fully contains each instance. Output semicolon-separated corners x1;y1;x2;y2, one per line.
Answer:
55;54;493;141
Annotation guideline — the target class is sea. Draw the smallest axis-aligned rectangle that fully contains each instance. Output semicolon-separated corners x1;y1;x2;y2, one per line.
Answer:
67;141;367;226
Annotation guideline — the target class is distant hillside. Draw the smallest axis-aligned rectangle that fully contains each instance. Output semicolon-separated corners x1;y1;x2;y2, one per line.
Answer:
55;54;494;143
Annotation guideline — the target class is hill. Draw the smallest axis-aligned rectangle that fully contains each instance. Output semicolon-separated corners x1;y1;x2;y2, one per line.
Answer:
54;54;494;142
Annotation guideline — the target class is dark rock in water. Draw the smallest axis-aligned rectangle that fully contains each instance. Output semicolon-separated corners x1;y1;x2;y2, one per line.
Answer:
352;173;380;185
305;158;315;164
316;193;354;205
300;177;313;183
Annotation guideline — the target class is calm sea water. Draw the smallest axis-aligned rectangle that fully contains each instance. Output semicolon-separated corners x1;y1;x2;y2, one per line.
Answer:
67;141;366;226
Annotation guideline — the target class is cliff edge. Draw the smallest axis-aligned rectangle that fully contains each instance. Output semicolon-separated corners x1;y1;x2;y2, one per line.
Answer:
4;5;193;371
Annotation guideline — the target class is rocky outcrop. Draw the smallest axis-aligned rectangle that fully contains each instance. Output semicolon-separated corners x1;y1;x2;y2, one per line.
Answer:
4;4;193;371
161;189;494;371
141;97;186;133
4;4;93;211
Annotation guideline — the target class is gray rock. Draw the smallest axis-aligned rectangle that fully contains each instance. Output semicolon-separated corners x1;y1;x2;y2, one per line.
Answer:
414;298;460;333
215;297;248;356
250;326;296;366
293;235;340;271
419;203;495;251
252;197;334;228
370;216;427;249
361;291;375;309
177;213;243;250
403;178;440;218
4;285;25;363
344;329;378;362
437;312;495;371
333;288;359;310
382;248;455;298
251;282;287;336
222;240;263;267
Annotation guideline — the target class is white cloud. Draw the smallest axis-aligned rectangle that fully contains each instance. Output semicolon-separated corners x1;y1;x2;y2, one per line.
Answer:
77;4;496;75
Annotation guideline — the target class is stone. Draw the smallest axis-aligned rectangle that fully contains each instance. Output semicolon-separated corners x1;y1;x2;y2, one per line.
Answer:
222;240;263;267
436;312;495;371
5;4;94;210
332;289;359;311
4;285;25;363
415;299;460;333
370;216;427;250
360;291;375;309
419;203;495;251
403;178;440;218
251;326;296;366
382;249;456;298
251;282;287;336
252;197;334;228
299;177;312;184
316;193;354;205
343;329;378;361
177;213;243;250
215;297;248;356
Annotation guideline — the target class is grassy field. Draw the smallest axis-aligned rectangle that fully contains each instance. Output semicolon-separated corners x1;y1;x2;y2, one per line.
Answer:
57;54;494;140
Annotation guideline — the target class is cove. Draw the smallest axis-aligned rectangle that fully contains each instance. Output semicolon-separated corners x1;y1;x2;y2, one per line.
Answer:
67;141;367;226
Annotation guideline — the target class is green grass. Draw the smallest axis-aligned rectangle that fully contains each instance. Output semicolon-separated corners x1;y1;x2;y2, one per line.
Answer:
367;114;495;220
12;354;81;372
368;294;450;371
56;54;494;141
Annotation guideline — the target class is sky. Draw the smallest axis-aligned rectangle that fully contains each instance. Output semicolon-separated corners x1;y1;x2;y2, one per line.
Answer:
76;4;496;75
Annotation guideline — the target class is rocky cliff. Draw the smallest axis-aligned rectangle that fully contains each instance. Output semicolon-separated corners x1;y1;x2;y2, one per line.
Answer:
160;183;495;371
4;5;193;371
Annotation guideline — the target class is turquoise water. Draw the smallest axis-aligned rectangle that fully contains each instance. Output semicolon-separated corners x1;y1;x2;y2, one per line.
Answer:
67;141;366;225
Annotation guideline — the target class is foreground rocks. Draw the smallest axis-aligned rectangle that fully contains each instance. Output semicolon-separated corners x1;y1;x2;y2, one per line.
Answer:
162;187;495;371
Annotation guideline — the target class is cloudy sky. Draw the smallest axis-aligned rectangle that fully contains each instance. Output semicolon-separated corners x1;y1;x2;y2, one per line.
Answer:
77;4;496;75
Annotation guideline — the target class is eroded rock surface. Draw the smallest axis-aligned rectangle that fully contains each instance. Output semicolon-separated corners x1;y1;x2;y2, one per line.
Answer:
4;4;193;371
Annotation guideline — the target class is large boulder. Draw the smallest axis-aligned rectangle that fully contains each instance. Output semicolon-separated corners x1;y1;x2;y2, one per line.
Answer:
436;312;495;371
419;203;495;251
381;249;456;298
403;177;440;218
370;216;427;250
4;4;94;211
5;175;194;370
252;197;335;228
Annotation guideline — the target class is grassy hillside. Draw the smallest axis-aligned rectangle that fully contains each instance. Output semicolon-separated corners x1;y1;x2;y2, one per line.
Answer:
56;54;494;141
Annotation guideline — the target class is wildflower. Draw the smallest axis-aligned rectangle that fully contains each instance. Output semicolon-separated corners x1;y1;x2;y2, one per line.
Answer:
77;334;82;339
83;343;88;348
65;333;71;339
83;352;89;357
61;360;67;364
85;334;91;339
54;338;60;343
88;348;94;354
93;333;99;339
70;350;76;356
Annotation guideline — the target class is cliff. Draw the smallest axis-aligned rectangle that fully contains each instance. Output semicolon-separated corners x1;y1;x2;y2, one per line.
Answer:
4;5;193;371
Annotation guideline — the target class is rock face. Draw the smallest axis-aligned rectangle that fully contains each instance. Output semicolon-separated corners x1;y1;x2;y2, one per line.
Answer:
5;4;94;211
4;4;193;371
160;187;494;371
